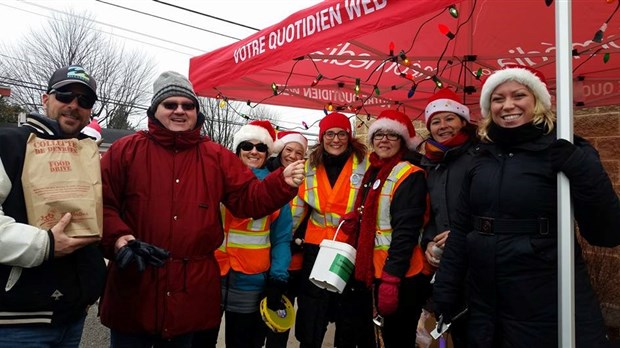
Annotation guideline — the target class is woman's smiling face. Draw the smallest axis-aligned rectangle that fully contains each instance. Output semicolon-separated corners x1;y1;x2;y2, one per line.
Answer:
239;140;267;168
429;112;467;142
490;80;536;128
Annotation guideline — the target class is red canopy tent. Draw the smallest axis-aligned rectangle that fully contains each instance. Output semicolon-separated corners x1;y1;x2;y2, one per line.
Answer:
189;0;620;124
189;2;619;345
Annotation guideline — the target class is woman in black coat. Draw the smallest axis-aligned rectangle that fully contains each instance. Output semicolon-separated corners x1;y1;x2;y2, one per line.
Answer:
420;88;476;348
432;66;620;348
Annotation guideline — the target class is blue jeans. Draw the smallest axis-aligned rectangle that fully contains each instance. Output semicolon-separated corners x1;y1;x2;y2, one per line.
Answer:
0;315;86;348
110;330;193;348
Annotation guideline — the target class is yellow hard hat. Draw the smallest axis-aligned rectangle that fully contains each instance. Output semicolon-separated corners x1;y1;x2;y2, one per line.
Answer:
259;295;295;333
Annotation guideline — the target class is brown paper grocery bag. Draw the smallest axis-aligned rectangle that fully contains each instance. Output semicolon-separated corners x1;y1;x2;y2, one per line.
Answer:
21;133;102;237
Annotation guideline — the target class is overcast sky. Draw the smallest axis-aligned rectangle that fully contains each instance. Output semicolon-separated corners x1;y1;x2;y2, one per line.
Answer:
0;0;324;136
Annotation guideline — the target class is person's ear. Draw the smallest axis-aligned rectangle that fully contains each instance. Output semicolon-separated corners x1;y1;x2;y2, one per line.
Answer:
42;93;50;111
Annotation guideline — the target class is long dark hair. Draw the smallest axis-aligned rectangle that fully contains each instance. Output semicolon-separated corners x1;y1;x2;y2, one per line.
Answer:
308;136;367;168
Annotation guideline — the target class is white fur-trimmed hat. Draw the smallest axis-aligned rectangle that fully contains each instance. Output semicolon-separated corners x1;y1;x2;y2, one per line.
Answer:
424;88;470;129
480;65;551;118
233;120;276;154
273;131;308;154
367;110;421;150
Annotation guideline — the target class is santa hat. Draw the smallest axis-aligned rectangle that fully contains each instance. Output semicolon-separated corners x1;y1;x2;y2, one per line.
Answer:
480;65;551;118
273;131;308;154
318;112;351;140
233;120;276;154
367;110;421;150
424;88;470;129
81;117;102;142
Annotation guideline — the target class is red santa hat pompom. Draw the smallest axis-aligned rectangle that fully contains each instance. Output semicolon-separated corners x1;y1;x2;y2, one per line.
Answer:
424;88;470;130
479;64;551;118
273;131;308;154
81;117;102;142
367;109;421;150
233;120;276;154
318;112;351;140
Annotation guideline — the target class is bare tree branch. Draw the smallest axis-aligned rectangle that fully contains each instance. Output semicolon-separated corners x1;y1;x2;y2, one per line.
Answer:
200;98;281;150
0;9;155;130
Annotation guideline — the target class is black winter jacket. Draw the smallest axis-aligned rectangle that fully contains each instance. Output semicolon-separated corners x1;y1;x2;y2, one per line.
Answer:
0;113;106;326
433;132;620;347
420;138;476;250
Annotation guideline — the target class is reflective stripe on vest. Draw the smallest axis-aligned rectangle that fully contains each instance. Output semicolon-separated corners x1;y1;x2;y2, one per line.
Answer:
289;196;307;271
372;161;426;278
291;195;307;231
300;155;368;244
216;206;277;275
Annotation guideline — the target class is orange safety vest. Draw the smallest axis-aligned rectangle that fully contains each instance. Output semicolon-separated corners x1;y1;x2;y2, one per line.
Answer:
215;205;280;276
296;155;368;246
289;196;307;271
373;161;432;278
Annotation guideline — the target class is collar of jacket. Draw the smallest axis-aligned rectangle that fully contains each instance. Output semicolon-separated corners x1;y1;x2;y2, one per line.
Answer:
145;116;205;151
24;112;89;140
479;132;555;155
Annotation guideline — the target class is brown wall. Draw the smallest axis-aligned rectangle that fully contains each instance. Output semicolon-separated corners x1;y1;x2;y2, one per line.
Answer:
575;106;620;196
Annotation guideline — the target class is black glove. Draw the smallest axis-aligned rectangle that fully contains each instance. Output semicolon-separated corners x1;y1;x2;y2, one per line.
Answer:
265;278;287;311
116;243;139;270
133;240;170;267
116;239;170;272
549;139;578;172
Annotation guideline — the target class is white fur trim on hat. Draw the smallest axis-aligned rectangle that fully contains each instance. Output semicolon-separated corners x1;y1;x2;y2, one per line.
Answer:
273;133;308;154
367;118;420;151
81;127;101;142
479;67;551;118
424;99;470;125
233;124;275;155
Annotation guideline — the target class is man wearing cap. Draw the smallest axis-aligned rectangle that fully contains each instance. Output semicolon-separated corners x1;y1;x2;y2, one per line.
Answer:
0;65;106;347
98;71;305;347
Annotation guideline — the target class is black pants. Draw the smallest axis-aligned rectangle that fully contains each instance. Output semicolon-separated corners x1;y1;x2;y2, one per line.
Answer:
336;273;432;348
334;280;375;348
381;273;432;348
295;244;340;348
190;328;218;348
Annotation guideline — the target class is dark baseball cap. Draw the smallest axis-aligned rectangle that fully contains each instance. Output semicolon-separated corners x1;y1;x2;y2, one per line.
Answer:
47;65;97;99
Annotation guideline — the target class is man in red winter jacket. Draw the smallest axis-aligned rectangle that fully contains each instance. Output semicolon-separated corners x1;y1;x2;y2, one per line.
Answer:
98;71;305;347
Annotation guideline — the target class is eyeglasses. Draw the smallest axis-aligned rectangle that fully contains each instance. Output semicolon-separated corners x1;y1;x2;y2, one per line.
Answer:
50;90;96;109
239;141;268;153
324;130;348;140
373;132;400;141
162;101;196;111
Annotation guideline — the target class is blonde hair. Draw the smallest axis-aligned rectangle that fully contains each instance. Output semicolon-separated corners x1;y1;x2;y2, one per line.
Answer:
478;86;556;142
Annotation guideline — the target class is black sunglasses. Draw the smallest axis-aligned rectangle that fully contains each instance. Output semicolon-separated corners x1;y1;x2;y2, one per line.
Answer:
50;90;96;109
239;141;268;153
162;101;196;111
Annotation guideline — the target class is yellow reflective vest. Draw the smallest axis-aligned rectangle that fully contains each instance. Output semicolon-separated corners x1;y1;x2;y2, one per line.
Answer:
216;206;280;275
373;161;429;278
295;154;369;246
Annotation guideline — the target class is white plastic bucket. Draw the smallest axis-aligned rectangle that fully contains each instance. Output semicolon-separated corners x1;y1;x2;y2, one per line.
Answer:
309;239;356;293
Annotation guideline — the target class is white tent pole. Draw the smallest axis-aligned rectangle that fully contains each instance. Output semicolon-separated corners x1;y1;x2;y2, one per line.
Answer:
555;1;575;347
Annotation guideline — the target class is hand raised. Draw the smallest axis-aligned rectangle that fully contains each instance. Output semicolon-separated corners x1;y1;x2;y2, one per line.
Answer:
283;159;306;187
51;213;100;258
